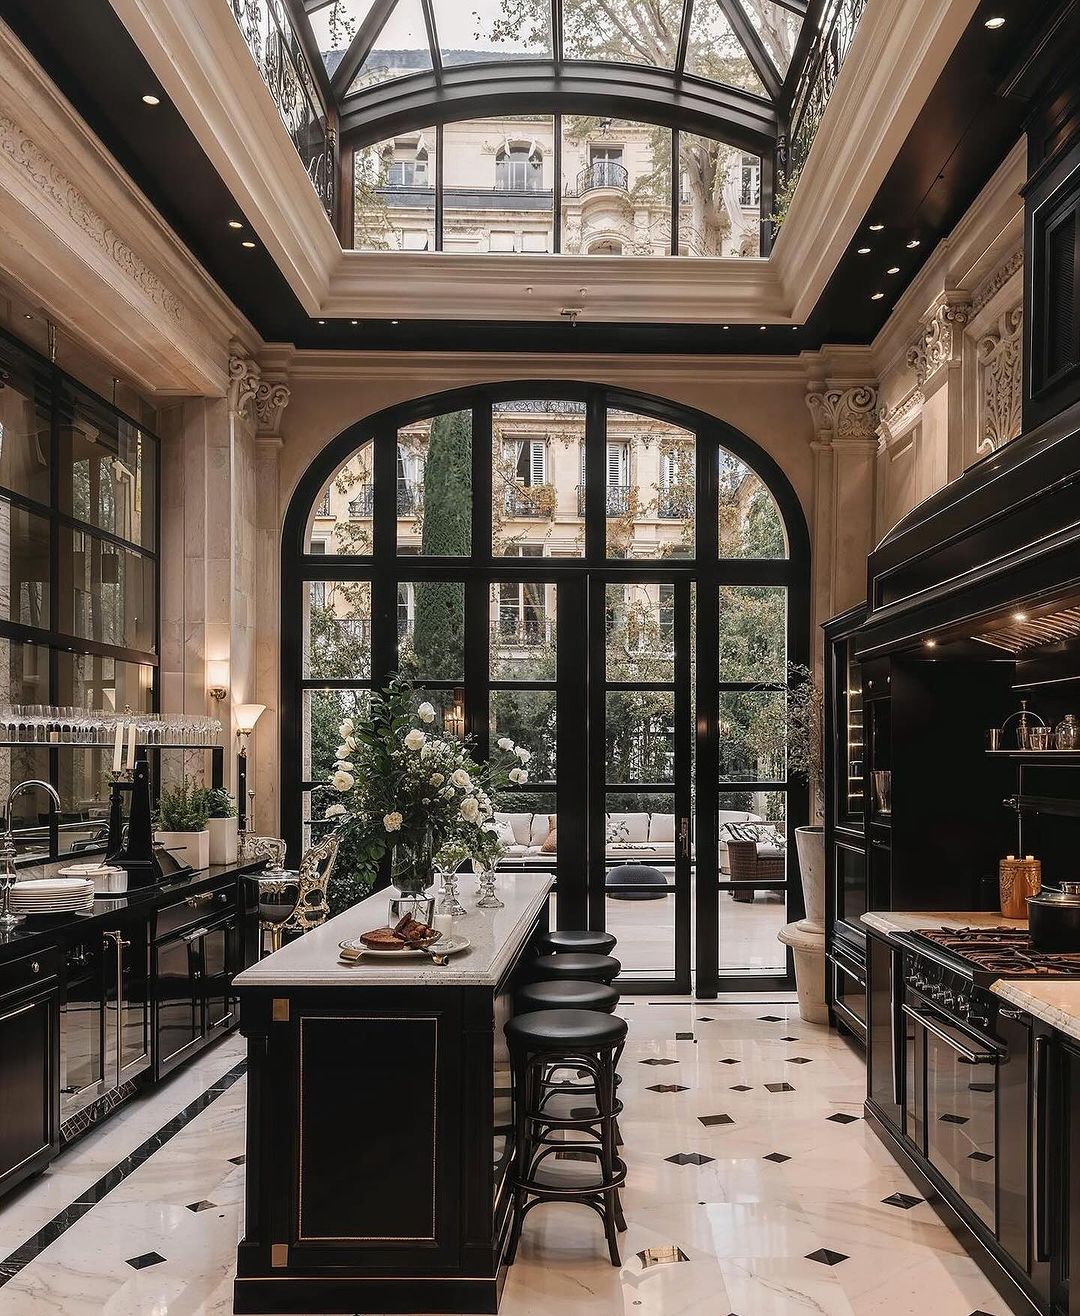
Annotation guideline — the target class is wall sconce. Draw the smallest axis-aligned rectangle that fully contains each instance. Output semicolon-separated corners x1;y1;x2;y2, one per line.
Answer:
207;658;230;703
447;688;466;740
235;704;266;832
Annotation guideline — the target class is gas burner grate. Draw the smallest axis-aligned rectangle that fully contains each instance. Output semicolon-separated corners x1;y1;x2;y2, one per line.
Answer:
914;927;1080;977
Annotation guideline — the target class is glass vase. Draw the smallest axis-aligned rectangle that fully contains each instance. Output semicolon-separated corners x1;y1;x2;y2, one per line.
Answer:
390;829;436;928
475;859;504;910
437;865;467;918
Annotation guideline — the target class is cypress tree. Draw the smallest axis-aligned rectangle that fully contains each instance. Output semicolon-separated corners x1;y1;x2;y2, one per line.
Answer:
413;410;471;680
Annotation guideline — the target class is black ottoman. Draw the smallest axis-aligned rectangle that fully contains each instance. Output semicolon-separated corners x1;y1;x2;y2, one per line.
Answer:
539;929;618;956
606;862;668;901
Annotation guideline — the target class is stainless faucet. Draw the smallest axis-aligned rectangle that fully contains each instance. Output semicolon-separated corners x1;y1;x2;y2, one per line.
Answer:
0;780;62;927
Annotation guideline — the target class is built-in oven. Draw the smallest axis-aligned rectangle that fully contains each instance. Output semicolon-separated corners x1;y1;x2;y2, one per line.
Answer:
828;936;867;1041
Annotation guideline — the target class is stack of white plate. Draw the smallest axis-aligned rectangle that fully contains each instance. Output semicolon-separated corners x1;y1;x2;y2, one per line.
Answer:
9;877;94;916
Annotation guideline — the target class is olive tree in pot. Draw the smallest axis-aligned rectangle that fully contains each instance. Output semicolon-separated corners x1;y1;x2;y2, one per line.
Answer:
154;781;210;872
204;788;238;866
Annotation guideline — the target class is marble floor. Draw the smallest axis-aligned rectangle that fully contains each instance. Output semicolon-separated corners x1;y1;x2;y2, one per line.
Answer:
0;999;1016;1316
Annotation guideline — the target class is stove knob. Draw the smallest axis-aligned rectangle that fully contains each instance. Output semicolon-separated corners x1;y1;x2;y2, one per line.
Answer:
969;1012;989;1030
941;990;956;1010
955;996;969;1017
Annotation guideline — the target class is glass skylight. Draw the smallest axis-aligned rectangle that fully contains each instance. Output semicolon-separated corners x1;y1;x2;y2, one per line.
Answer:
685;3;768;95
737;0;802;77
351;0;432;91
561;0;684;68
307;0;378;72
432;0;553;67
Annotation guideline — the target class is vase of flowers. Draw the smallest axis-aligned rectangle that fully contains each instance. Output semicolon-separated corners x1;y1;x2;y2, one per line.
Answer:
318;674;530;921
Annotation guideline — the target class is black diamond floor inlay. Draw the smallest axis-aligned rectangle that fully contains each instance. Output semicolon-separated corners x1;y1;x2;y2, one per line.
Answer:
719;1057;741;1064
640;1057;678;1066
186;1200;217;1212
827;1112;859;1124
882;1193;923;1209
697;1016;715;1022
759;1015;784;1022
763;1151;791;1163
786;1056;813;1064
806;1248;849;1266
730;1084;753;1091
647;1084;689;1093
968;1151;994;1162
780;1035;799;1041
126;1252;166;1270
229;1153;247;1164
765;1082;795;1093
666;1152;715;1166
939;1113;969;1124
698;1113;734;1126
675;1032;696;1041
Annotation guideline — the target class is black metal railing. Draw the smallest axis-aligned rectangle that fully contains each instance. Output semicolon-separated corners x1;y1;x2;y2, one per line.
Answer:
576;485;633;516
348;481;421;518
657;487;694;519
575;161;630;195
225;0;335;217
504;489;553;518
495;619;552;647
785;0;868;188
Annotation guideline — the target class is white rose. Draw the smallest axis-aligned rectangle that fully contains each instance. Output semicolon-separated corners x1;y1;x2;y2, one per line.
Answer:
450;768;472;789
497;737;514;751
460;796;480;823
417;701;436;724
335;745;350;760
515;747;531;764
429;773;445;786
346;735;357;751
337;761;354;772
383;811;403;832
509;767;528;785
404;729;426;752
323;803;346;819
332;770;355;792
338;720;354;739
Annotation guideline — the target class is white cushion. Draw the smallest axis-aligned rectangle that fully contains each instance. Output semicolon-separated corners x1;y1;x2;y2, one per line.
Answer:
718;810;763;826
505;844;529;857
606;812;649;844
648;814;675;843
489;818;518;849
529;814;553;847
757;843;785;859
496;812;535;847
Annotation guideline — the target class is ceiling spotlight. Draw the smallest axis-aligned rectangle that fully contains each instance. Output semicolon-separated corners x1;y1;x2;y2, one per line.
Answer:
317;319;325;325
391;320;399;325
925;639;937;648
141;93;161;106
241;240;256;248
906;238;921;249
759;324;767;331
350;319;359;325
1014;611;1028;622
22;312;32;320
869;223;884;232
984;16;1005;29
722;324;730;330
871;291;885;300
857;246;871;255
228;220;243;230
886;266;900;275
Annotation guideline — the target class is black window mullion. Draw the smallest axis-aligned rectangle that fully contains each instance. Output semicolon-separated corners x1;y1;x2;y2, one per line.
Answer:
435;123;444;251
585;391;606;562
670;129;679;255
464;575;489;759
673;576;693;990
472;402;493;563
557;575;588;929
553;113;562;254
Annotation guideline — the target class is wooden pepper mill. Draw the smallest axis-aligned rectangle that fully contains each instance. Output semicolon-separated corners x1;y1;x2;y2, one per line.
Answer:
999;854;1041;920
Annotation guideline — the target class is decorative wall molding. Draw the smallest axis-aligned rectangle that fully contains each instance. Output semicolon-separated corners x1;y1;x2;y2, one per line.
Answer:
972;248;1023;317
976;304;1023;456
805;384;880;444
228;352;261;419
877;386;925;448
906;294;972;386
254;379;291;436
229;350;292;435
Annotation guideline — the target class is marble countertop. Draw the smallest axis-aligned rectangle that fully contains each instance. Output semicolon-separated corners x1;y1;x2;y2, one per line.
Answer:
234;871;553;989
861;910;1027;940
993;980;1080;1045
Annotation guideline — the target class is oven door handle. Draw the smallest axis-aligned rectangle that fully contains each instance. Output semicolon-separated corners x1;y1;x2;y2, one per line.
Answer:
1032;1033;1050;1265
901;1004;1000;1065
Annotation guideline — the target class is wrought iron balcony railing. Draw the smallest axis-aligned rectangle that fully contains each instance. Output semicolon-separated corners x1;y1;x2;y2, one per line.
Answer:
657;488;694;520
576;485;633;516
503;487;555;518
574;161;630;195
348;481;421;518
785;0;868;190
224;0;335;218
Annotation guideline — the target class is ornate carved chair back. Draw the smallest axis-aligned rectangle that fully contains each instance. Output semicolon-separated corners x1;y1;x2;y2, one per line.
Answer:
240;834;287;868
280;832;341;936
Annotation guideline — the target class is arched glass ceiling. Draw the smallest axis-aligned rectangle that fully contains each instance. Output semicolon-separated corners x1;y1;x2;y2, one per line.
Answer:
301;0;807;121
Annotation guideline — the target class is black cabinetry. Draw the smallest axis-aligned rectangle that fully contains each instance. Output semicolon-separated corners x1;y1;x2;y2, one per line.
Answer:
0;949;59;1195
866;932;902;1130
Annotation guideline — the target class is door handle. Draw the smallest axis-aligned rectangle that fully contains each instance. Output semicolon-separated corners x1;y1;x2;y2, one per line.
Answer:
1032;1033;1050;1264
902;1004;1000;1065
677;817;690;859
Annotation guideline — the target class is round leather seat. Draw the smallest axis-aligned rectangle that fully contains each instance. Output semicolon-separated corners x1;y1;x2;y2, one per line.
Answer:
516;979;619;1014
530;952;621;985
606;862;667;901
539;929;617;956
506;1008;627;1051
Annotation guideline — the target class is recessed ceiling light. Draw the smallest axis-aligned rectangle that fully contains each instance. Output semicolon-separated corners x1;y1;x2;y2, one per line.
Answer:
241;240;256;248
141;93;160;106
1014;611;1028;622
871;292;885;300
869;223;884;232
857;246;871;254
351;319;359;325
984;16;1005;29
886;266;900;275
228;220;243;230
906;238;921;249
391;320;399;325
759;324;767;330
925;639;937;648
22;312;32;320
722;324;730;330
317;319;325;325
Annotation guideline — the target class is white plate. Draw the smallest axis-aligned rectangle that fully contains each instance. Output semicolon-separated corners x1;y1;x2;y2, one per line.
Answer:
339;935;470;959
13;878;94;894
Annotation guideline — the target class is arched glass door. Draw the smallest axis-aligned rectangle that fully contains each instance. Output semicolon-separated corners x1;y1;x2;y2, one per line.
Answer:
282;384;809;995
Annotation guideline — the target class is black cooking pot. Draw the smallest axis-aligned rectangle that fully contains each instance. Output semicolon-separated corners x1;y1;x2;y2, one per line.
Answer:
1027;883;1080;952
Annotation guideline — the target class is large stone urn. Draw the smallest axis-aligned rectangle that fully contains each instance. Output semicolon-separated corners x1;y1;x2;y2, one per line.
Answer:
778;825;826;1023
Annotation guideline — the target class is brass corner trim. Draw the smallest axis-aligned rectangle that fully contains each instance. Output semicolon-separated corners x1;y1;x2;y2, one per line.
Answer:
271;1242;288;1268
272;998;290;1023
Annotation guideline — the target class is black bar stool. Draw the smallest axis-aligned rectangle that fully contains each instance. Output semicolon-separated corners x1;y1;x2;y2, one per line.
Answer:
505;1009;627;1266
538;929;617;956
516;979;619;1014
530;952;620;985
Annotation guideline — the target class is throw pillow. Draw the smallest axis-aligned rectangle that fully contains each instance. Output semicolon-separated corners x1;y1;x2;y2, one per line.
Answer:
541;815;557;854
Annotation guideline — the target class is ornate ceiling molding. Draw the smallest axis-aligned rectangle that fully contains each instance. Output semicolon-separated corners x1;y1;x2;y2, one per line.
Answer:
906;293;972;387
976;304;1023;456
228;351;261;420
255;378;291;436
972;248;1023;318
805;384;880;445
877;386;925;448
229;349;292;436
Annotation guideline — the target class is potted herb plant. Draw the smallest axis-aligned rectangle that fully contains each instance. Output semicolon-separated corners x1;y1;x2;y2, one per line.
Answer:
204;787;238;866
154;780;211;872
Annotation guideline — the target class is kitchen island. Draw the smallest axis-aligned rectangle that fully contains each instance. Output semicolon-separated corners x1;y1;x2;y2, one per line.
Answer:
233;870;553;1315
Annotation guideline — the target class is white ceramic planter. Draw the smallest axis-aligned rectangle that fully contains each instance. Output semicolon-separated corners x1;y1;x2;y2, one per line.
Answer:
208;815;239;866
794;825;825;932
779;920;828;1024
155;829;210;872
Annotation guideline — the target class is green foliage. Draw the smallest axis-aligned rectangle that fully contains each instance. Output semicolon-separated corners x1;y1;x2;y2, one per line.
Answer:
156;781;210;832
414;411;471;679
204;788;236;819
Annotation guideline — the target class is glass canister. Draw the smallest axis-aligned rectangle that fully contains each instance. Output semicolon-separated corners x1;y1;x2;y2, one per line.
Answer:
999;854;1042;920
1056;714;1080;750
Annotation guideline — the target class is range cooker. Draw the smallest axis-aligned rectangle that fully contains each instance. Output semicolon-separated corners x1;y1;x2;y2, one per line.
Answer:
891;927;1078;1310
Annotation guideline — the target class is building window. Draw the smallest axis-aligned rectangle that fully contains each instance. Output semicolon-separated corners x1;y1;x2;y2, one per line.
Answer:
400;229;430;251
588;144;625;189
507;439;547;486
496;144;544;192
490;230;516;253
739;154;761;208
386;140;430;188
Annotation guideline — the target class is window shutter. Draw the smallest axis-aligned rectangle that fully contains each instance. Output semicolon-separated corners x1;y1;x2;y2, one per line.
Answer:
530;440;546;486
607;443;626;486
661;451;677;489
